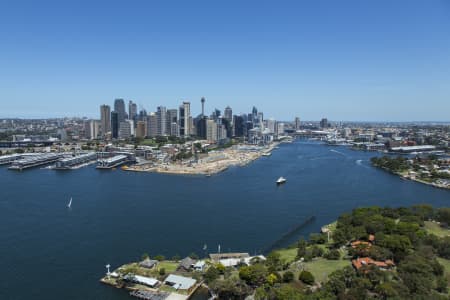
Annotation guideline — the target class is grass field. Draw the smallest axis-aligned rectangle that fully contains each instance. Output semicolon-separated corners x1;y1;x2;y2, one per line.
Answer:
424;221;450;237
276;248;298;263
157;261;178;273
302;258;351;283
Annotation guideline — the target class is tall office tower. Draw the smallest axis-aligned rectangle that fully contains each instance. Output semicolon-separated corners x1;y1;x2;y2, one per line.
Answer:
179;101;191;137
211;108;221;121
252;106;258;123
276;122;285;136
111;111;119;139
206;119;218;142
224;106;232;122
100;104;111;137
166;109;178;136
201;97;205;116
138;109;147;122
266;118;276;133
136;121;146;138
114;98;126;122
128;100;138;121
119;121;131;139
196;116;208;139
156;106;167;136
257;112;264;126
233;115;245;137
320;118;328;129
146;113;158;137
295;117;301;130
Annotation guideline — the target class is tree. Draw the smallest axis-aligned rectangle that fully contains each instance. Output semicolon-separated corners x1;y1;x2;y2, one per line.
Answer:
282;271;294;283
324;249;341;260
141;253;149;260
159;268;166;276
266;273;278;286
189;252;199;259
154;255;165;261
297;238;307;259
204;266;219;283
171;254;181;261
266;251;283;271
299;270;315;285
311;245;324;258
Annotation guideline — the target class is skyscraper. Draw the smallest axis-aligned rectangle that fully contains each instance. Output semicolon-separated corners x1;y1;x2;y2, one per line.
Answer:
114;98;126;122
146;113;158;137
320;118;328;129
179;101;191;137
136;121;146;138
295;117;301;131
156;106;167;136
128;100;137;121
224;106;232;122
111;111;119;139
100;104;111;137
167;109;178;136
233;115;245;137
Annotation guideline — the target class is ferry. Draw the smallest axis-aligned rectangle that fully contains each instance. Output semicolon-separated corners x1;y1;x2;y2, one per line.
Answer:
276;177;287;185
262;152;272;157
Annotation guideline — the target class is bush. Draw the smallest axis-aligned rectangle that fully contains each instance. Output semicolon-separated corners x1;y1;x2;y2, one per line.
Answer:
325;249;341;260
159;268;165;275
299;270;315;285
282;271;294;283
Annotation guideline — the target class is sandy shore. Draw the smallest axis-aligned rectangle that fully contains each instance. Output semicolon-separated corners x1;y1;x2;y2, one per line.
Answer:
125;143;278;176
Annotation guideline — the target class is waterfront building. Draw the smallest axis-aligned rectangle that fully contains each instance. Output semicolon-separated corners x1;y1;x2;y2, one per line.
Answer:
224;106;232;122
119;121;131;139
179;101;191;137
206;119;218;142
136;121;146;138
233;115;245;137
164;274;196;292
146;113;158;137
156;106;167;136
266;118;276;134
111;111;119;139
114;98;127;122
320;118;328;129
295;117;301;130
100;104;111;137
276;122;285;136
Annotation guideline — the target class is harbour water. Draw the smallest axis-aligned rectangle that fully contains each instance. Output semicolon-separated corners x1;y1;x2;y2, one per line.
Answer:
0;141;449;299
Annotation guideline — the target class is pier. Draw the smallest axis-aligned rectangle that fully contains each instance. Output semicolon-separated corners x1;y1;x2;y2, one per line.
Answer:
54;152;98;169
8;153;65;170
97;154;134;169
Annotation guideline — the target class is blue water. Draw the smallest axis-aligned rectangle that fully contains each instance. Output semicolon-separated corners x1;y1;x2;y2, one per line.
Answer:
0;141;448;299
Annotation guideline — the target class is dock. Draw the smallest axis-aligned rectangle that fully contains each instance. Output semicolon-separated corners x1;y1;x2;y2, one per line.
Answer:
97;154;134;169
8;153;65;170
54;152;98;169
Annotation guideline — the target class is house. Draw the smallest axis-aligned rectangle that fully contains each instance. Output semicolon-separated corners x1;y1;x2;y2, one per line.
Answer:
164;274;197;292
124;274;160;288
219;255;266;268
139;258;158;269
209;252;249;262
352;257;395;271
193;260;206;272
177;257;196;271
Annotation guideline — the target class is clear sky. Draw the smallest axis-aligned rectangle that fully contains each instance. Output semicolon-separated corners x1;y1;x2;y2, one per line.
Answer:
1;0;449;121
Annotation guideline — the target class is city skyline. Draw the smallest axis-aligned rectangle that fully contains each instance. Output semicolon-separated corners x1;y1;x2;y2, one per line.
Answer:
1;1;450;121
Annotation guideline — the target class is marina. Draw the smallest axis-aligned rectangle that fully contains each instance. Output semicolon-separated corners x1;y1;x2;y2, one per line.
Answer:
8;153;65;170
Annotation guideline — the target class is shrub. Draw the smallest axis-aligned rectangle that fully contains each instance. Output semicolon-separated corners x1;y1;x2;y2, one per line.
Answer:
299;270;315;285
282;271;294;283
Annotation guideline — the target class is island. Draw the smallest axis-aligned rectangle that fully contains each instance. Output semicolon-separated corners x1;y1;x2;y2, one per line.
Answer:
101;204;450;299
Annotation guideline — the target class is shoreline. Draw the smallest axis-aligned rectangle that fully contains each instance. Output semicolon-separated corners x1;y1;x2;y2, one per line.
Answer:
124;142;279;176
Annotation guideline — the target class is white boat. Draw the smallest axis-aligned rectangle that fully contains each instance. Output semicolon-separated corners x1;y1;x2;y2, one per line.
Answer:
276;177;287;184
67;197;72;208
262;152;272;156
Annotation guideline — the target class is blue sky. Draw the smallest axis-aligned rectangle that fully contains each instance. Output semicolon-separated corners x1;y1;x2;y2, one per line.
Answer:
1;0;449;121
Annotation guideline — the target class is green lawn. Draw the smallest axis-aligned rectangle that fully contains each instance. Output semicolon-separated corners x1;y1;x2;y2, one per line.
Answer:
157;261;178;273
424;221;450;237
276;248;298;263
302;258;351;283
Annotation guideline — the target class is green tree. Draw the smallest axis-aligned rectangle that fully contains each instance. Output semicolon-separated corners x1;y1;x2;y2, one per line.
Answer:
297;238;307;259
299;270;315;285
204;266;219;283
282;271;294;283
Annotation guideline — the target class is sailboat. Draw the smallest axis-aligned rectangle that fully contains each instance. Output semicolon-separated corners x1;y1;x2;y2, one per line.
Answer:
67;197;72;208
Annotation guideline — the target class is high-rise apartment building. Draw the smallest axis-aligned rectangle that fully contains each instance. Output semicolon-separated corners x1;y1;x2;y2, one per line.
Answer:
156;106;167;136
146;113;158;137
166;109;178;136
179;101;191;137
206;119;217;142
128;100;138;121
295;117;301;131
136;121;146;138
320;118;328;129
100;104;111;137
119;121;131;139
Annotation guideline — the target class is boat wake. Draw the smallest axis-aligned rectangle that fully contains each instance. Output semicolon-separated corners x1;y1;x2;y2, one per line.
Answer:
330;149;347;157
356;159;363;165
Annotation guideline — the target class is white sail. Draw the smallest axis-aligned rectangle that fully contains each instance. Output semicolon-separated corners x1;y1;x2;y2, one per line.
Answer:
67;197;72;208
